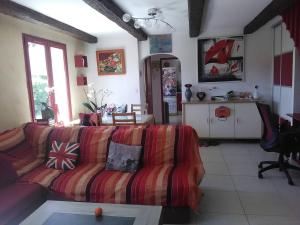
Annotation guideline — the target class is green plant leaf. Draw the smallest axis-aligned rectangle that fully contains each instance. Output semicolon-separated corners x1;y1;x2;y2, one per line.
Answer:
82;102;95;112
89;101;98;111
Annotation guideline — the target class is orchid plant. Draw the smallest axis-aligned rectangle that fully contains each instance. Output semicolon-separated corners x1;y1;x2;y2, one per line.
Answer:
82;84;112;113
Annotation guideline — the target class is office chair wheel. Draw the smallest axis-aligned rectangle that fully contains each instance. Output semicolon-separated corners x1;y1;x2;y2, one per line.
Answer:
258;173;263;179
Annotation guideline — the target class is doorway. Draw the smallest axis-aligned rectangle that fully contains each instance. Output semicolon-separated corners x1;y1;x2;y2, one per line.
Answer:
143;54;182;124
23;34;72;125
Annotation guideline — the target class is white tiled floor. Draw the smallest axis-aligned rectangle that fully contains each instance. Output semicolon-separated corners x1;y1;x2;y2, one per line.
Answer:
166;143;300;225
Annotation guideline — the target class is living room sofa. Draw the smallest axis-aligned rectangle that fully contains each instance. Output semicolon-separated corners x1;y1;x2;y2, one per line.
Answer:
0;123;205;224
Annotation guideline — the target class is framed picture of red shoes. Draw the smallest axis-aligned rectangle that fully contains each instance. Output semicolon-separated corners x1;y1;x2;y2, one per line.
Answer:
198;36;244;82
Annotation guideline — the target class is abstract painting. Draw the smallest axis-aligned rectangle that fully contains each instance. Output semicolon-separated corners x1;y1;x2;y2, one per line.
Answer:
198;36;244;82
96;49;126;75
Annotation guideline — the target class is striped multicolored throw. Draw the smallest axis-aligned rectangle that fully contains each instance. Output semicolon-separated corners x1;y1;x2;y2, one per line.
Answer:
0;124;204;209
0;123;52;176
0;128;25;152
90;125;204;209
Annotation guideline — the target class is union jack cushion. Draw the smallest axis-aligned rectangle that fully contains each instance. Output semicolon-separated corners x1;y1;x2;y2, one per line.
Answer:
46;141;80;170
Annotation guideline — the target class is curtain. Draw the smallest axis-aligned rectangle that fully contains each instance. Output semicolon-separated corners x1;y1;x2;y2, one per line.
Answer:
281;2;300;51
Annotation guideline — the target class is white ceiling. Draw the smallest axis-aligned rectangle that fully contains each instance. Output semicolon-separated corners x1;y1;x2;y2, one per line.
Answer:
12;0;273;38
12;0;124;36
200;0;273;37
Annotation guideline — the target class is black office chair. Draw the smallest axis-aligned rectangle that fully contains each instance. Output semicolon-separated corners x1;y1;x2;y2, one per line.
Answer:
256;102;300;185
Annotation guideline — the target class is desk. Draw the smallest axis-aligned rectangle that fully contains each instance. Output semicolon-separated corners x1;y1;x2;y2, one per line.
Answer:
70;114;154;126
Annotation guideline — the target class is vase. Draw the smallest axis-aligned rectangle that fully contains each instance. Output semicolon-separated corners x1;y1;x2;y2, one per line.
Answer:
185;87;192;102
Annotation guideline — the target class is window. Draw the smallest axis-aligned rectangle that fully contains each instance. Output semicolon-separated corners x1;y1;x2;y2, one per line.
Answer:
23;34;72;125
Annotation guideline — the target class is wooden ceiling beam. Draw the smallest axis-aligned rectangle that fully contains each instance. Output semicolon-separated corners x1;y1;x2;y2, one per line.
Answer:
244;0;298;34
188;0;205;38
83;0;148;41
0;0;97;43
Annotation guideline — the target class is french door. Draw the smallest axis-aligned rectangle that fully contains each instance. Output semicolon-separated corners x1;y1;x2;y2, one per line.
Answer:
23;34;72;125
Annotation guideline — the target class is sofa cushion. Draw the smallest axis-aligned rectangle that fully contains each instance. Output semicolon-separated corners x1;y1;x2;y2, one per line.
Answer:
21;165;63;188
105;141;142;173
79;126;115;164
130;164;173;206
143;125;176;167
0;127;25;152
24;123;53;159
0;156;17;188
50;163;103;201
112;126;145;145
0;183;46;225
2;141;44;176
46;141;80;170
89;170;134;204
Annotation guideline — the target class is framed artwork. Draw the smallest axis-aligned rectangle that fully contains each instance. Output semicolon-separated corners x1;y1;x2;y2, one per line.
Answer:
150;34;172;54
198;36;244;82
96;49;126;75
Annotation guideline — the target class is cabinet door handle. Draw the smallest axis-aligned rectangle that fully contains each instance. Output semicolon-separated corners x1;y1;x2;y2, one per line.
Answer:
210;118;213;124
236;118;239;124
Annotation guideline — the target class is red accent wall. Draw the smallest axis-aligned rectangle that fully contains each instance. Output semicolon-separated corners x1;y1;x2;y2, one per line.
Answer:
273;55;281;85
273;51;293;86
281;52;293;86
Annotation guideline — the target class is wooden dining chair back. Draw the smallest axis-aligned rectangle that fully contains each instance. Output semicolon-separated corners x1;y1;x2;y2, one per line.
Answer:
112;112;136;125
131;104;148;115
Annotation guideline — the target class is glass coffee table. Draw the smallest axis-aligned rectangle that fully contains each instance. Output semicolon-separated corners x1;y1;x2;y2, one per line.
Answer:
20;201;162;225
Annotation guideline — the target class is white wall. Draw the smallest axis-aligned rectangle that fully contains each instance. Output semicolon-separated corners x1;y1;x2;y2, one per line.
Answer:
273;23;295;121
0;14;86;131
150;58;163;123
85;32;141;110
139;18;282;106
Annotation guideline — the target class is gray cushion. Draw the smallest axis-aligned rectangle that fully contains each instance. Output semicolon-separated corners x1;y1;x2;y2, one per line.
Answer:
105;141;142;173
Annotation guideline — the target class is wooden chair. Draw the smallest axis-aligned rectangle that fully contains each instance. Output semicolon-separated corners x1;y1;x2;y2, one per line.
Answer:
112;112;136;125
131;104;148;115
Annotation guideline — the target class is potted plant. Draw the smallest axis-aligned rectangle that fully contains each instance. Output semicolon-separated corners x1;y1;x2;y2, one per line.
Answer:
82;84;112;114
41;102;54;120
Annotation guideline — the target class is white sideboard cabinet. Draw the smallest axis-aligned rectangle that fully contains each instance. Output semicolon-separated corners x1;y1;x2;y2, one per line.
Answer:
183;100;262;139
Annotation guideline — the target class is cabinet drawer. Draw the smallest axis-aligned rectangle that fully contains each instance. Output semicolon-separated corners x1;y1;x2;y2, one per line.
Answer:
184;104;210;138
235;103;262;138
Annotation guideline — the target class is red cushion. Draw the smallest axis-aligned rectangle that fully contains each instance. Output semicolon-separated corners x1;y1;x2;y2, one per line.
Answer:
0;183;46;225
0;156;17;188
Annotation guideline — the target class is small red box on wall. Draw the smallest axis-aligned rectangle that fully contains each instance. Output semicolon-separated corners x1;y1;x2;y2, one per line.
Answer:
74;55;88;67
77;76;87;86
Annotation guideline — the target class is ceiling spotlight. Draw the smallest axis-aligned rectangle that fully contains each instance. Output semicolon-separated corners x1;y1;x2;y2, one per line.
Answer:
122;13;131;23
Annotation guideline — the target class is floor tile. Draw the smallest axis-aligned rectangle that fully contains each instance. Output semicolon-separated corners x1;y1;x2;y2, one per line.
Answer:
192;213;249;225
247;215;300;225
203;162;230;176
238;192;291;216
200;189;244;214
201;175;235;192
227;161;258;176
200;148;224;163
232;176;277;194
